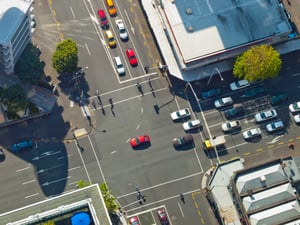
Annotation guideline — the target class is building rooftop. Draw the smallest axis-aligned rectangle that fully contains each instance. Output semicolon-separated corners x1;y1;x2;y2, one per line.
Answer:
0;184;111;225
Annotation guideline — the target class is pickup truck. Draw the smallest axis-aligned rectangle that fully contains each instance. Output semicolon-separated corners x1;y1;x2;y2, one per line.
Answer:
11;140;34;153
203;135;226;150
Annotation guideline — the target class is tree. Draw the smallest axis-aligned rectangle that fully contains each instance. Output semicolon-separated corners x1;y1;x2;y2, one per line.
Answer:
15;43;44;85
233;45;282;82
52;38;78;74
100;183;119;213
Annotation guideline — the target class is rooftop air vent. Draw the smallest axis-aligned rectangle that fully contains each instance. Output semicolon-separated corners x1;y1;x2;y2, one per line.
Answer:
188;26;193;32
260;175;266;183
186;8;192;15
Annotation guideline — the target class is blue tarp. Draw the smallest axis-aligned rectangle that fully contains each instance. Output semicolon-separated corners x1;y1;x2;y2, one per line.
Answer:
71;212;91;225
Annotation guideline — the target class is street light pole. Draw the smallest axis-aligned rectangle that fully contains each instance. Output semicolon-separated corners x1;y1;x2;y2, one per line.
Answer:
207;67;224;86
185;82;221;164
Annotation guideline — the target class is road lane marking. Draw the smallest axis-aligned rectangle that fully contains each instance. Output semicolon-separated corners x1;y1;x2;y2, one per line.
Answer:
22;179;36;185
136;124;140;130
178;202;184;218
85;43;91;56
69;6;75;19
68;166;81;171
75;142;92;184
25;193;39;198
16;167;31;172
111;150;116;154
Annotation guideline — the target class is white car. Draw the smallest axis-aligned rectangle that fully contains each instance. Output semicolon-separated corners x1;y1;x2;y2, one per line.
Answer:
243;128;262;139
114;56;125;75
289;102;300;113
221;120;240;132
294;115;300;123
229;80;250;91
170;108;191;121
115;19;128;41
214;97;233;109
183;119;201;131
266;120;284;132
255;109;277;122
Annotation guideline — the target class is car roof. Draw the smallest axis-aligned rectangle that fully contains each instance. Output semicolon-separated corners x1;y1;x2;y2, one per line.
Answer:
97;9;105;17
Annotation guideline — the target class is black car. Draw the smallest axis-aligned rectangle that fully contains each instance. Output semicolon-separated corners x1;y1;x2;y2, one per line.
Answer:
0;149;5;160
224;105;244;119
172;134;193;147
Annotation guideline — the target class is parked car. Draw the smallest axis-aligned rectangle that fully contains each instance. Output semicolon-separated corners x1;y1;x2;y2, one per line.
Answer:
269;94;288;106
11;140;34;152
129;216;140;225
173;134;193;147
266;120;284;132
221;120;240;132
126;48;138;66
130;135;150;147
241;86;266;98
170;108;191;121
243;128;262;140
224;104;244;119
214;97;233;109
294;115;300;123
115;19;128;41
182;119;201;131
229;80;250;91
0;148;5;160
255;109;277;122
157;209;170;225
114;56;125;75
97;9;109;29
289;102;300;113
201;88;221;100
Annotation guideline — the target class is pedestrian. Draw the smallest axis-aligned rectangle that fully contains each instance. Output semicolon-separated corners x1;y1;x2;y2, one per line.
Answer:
291;142;295;150
180;193;185;203
148;78;152;88
136;82;144;95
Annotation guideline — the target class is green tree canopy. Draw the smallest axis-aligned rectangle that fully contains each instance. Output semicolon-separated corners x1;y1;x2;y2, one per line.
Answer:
233;45;282;82
52;38;78;74
100;183;119;213
15;43;44;85
0;85;27;111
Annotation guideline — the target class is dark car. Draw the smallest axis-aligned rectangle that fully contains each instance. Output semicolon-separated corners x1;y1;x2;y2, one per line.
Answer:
173;134;193;147
269;94;288;106
0;148;5;160
157;209;169;225
224;105;244;119
201;88;221;100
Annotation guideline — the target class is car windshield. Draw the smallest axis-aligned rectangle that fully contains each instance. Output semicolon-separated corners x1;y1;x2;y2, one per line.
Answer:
188;122;193;127
120;28;126;33
176;111;180;117
100;17;106;22
108;37;114;42
226;123;232;128
236;81;241;87
219;99;224;104
134;138;140;144
293;103;300;109
178;137;185;144
184;109;189;114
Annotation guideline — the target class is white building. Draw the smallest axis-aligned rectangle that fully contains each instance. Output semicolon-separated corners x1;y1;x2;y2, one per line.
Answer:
0;0;35;75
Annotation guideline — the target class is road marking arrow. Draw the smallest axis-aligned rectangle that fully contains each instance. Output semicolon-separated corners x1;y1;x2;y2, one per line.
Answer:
268;135;284;144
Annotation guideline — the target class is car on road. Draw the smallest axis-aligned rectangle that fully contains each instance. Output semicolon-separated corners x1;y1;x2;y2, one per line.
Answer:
0;148;5;160
173;134;193;147
255;109;277;122
201;88;221;100
289;102;300;113
157;209;170;225
130;135;150;147
294;115;300;123
229;79;250;91
129;216;140;225
170;108;191;121
221;120;240;132
114;56;125;75
269;94;288;106
224;104;244;119
97;9;108;29
266;120;284;132
105;30;116;47
241;86;266;98
11;139;34;152
214;97;233;109
243;128;262;140
126;48;138;66
115;19;128;41
182;119;201;131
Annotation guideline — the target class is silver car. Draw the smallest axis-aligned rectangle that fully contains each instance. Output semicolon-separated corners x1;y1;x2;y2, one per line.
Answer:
243;128;261;139
255;109;277;122
229;80;250;91
115;19;128;41
183;119;201;131
214;97;233;109
266;120;284;132
221;120;240;132
170;108;191;121
289;102;300;113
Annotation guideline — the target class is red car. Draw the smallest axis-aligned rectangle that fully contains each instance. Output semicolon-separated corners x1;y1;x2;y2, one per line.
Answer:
97;9;108;29
157;209;170;225
130;135;150;147
129;216;140;225
126;48;138;66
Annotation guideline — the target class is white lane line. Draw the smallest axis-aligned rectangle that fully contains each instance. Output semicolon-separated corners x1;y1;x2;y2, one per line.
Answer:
70;6;76;19
75;142;92;184
292;73;300;77
178;202;185;218
22;179;36;185
117;172;203;199
68;166;81;171
85;43;91;56
141;107;144;114
16;167;31;172
136;124;140;130
111;150;116;154
124;9;135;35
25;193;39;199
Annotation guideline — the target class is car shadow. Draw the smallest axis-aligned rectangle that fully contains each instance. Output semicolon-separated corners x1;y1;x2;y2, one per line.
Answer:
131;143;151;151
185;127;203;134
244;136;262;143
173;142;195;151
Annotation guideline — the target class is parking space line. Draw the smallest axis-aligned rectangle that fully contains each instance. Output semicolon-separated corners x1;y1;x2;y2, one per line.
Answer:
22;179;36;185
16;167;31;173
25;193;39;199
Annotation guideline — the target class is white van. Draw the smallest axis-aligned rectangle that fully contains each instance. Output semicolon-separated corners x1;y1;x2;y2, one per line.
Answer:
114;56;125;75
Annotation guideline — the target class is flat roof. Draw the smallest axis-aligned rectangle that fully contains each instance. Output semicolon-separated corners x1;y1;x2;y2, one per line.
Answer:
164;0;290;64
1;184;111;225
